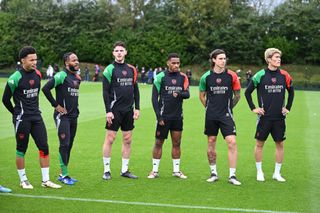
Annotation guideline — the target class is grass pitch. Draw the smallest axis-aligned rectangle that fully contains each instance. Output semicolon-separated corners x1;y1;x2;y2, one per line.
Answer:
0;79;319;213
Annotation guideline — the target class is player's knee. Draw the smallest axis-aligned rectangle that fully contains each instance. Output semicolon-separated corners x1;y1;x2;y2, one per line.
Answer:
122;134;132;144
172;140;181;148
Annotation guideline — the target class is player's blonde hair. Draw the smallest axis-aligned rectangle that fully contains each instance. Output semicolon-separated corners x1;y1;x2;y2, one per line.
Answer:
264;48;282;64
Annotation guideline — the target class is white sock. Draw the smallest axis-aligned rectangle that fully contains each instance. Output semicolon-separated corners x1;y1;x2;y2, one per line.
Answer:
41;167;49;182
256;162;263;173
121;158;129;173
209;164;217;175
152;159;160;172
103;157;111;173
229;168;236;178
17;169;28;182
274;162;282;175
173;159;180;173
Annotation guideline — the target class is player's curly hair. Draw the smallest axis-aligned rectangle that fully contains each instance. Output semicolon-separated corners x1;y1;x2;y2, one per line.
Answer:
63;52;75;66
19;46;36;61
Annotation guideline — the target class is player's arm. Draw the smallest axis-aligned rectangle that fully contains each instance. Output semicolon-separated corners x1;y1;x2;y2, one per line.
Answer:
102;75;112;113
283;79;294;115
199;91;206;107
232;90;240;108
2;84;14;114
133;82;140;120
42;79;58;107
152;85;162;121
42;75;67;114
245;81;264;115
175;74;190;99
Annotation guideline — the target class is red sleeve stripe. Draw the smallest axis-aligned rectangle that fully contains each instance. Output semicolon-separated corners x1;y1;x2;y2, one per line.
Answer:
128;64;137;83
180;72;189;90
280;69;292;88
227;69;241;91
35;69;42;79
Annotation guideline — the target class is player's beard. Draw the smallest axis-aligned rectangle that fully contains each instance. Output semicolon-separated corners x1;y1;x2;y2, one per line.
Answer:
69;65;79;72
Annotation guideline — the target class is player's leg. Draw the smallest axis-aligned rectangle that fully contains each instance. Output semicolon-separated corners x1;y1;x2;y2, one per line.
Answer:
205;119;219;182
102;111;120;180
31;117;61;188
254;118;271;182
171;130;187;179
119;110;137;179
148;120;169;179
102;130;117;180
221;119;241;185
272;120;286;182
14;116;33;189
56;118;71;179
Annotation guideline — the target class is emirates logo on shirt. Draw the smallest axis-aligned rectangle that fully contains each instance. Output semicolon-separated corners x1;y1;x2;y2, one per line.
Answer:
29;80;35;88
271;77;277;84
122;70;127;76
216;78;222;84
171;79;177;85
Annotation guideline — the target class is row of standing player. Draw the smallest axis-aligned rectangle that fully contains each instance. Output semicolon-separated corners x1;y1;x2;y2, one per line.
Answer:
1;43;293;191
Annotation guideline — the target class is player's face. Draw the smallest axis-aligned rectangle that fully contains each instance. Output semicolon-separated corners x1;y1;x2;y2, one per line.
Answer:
113;46;127;63
268;53;281;68
66;54;80;72
167;57;180;72
21;54;37;72
213;54;226;69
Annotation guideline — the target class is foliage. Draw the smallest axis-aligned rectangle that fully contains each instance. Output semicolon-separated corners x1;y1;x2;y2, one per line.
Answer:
0;0;319;69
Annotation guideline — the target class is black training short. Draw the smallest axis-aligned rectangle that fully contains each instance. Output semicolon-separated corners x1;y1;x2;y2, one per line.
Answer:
204;117;236;138
155;119;183;139
255;118;286;142
105;110;134;131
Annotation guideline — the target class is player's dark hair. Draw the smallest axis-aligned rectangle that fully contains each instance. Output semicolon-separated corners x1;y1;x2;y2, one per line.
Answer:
113;41;126;49
19;46;36;61
167;53;180;61
63;52;75;66
209;49;226;66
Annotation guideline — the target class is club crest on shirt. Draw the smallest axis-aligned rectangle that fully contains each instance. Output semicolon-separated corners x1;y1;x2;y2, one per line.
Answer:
29;80;35;88
271;77;277;84
216;78;222;84
171;79;177;85
122;70;127;76
73;80;79;89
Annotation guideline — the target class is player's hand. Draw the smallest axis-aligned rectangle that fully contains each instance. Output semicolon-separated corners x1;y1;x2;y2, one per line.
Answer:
252;108;265;115
55;105;67;114
106;112;114;124
282;107;289;116
158;119;165;126
133;109;140;120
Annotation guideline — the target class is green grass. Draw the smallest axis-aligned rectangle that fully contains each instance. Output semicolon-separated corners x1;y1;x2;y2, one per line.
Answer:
0;78;319;213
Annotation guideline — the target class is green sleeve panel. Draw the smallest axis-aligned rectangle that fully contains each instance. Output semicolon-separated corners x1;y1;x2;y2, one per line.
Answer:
7;71;22;94
199;70;211;91
54;71;67;87
252;69;265;88
103;64;114;83
153;71;165;93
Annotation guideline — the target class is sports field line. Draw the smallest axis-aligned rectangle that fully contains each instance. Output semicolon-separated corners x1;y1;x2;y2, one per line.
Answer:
0;193;299;213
